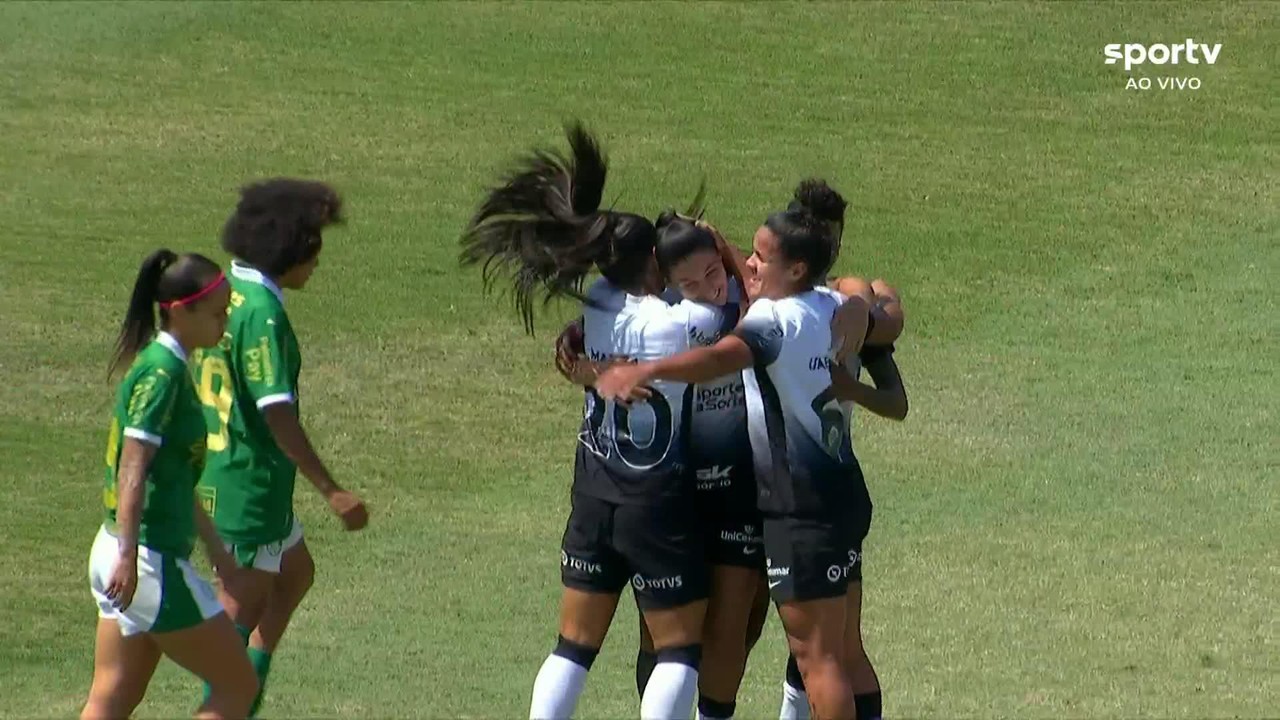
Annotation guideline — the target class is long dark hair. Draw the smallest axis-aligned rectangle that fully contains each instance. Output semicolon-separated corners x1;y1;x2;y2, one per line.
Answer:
110;250;223;375
764;178;849;286
459;123;659;334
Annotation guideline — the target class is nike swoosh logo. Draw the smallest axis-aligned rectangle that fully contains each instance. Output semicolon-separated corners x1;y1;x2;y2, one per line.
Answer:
743;546;758;555
768;580;783;589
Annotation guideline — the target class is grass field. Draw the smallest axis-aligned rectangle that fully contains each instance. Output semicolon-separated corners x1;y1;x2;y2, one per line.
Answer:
1;2;1277;717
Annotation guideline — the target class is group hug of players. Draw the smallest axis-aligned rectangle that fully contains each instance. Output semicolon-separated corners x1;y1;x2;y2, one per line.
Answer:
86;124;904;720
461;125;907;720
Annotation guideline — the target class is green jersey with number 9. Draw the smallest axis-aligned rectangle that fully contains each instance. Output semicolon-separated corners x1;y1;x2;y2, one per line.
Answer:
193;262;302;546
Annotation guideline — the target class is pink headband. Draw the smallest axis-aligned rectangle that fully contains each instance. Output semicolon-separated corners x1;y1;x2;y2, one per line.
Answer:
159;272;226;309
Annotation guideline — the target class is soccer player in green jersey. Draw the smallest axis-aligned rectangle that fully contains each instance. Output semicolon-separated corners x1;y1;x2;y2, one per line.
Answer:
84;250;258;720
193;178;369;716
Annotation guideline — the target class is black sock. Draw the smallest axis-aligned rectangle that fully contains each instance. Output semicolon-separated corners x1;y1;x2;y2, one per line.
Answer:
855;691;882;720
697;695;736;719
785;653;806;691
635;649;658;698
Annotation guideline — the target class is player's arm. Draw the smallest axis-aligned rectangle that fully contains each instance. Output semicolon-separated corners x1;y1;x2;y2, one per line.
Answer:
244;310;367;531
262;406;367;531
595;303;774;402
828;276;904;347
698;220;750;316
112;441;152;559
193;498;236;576
595;336;755;403
107;368;175;610
829;349;908;421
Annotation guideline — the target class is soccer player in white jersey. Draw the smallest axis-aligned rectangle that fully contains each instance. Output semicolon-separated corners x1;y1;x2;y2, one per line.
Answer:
561;214;766;720
461;124;718;720
596;184;906;720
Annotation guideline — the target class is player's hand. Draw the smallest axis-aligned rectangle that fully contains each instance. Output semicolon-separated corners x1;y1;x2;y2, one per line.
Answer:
215;564;255;599
594;362;654;405
869;278;905;343
327;490;369;531
554;319;586;382
105;551;139;611
830;295;870;364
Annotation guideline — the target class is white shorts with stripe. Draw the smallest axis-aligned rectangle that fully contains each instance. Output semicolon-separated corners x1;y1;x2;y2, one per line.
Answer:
225;516;304;573
88;525;223;636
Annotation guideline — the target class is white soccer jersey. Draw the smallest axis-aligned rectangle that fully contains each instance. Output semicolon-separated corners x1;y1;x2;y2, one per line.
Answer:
735;289;869;516
575;279;706;504
661;281;754;496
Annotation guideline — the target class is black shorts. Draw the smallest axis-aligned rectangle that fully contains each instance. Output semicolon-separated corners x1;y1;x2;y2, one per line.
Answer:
762;508;871;603
560;493;709;610
704;513;765;570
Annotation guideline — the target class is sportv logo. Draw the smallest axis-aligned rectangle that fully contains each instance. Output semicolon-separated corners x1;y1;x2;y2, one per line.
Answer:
1103;39;1221;91
1103;40;1222;72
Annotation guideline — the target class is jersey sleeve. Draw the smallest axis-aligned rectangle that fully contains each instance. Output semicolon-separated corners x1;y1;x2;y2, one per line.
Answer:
734;299;785;366
123;365;179;446
241;308;297;409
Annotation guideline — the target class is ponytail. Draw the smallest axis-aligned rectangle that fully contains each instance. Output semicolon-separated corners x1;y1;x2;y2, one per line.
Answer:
460;122;658;334
110;250;177;375
108;250;223;376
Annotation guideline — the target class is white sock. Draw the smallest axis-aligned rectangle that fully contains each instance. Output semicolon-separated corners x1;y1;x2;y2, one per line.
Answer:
529;653;589;720
779;681;810;720
641;662;699;720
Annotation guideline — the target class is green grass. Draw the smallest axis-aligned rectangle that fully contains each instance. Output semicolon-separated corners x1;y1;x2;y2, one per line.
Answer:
1;1;1276;717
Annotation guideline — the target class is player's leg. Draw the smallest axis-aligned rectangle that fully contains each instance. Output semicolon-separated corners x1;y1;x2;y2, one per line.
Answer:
83;526;164;719
531;494;627;720
745;573;771;653
244;521;312;715
696;517;766;720
636;595;658;697
780;652;810;720
843;538;881;720
624;501;710;720
81;619;162;720
139;548;257;719
765;516;856;720
214;545;276;633
201;542;275;709
696;564;761;720
157;612;259;719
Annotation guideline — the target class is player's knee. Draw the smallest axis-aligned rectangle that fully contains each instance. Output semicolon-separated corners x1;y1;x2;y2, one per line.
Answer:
656;643;702;671
796;656;853;718
285;548;316;596
552;635;600;670
295;556;316;595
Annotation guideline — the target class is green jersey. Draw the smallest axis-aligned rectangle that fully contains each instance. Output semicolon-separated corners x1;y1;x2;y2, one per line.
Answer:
194;262;302;545
102;333;206;558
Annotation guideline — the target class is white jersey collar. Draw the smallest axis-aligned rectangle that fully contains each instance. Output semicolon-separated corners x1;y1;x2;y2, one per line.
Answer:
155;331;187;363
230;261;285;306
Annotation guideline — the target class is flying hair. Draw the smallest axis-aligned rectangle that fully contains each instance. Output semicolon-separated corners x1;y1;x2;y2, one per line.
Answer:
460;122;650;334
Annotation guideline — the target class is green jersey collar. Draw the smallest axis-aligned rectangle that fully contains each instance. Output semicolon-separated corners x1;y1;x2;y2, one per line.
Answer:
155;331;187;363
230;261;285;306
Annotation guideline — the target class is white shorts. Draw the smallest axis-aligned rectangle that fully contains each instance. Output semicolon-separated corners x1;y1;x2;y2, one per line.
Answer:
88;525;223;637
226;516;304;573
